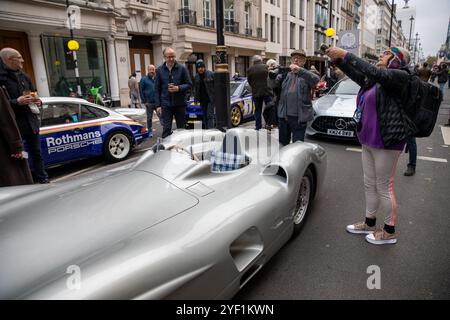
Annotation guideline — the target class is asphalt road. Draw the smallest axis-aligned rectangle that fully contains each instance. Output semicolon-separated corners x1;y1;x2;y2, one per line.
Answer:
48;88;450;300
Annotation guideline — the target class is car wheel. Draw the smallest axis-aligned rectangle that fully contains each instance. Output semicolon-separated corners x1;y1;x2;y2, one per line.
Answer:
292;168;314;236
230;105;242;127
104;131;132;163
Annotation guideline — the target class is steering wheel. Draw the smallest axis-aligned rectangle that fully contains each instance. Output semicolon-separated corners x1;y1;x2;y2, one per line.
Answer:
167;144;200;161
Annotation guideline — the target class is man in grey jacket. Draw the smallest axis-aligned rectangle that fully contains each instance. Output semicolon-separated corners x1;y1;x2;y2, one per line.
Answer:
277;49;319;146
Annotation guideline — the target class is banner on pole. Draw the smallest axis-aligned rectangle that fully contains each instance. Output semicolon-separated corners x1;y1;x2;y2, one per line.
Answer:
337;30;360;55
66;5;81;30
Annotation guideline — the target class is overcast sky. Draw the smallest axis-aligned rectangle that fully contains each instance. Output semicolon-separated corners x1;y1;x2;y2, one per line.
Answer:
405;0;450;57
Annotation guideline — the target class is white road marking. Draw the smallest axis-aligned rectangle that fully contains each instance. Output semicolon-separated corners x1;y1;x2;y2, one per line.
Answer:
346;147;362;153
417;156;448;163
441;126;450;145
345;147;447;163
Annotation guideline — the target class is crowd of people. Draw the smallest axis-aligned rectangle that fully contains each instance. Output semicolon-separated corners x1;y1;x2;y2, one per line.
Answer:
1;43;448;248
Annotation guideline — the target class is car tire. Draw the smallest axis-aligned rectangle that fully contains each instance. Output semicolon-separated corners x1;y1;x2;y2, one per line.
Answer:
292;168;314;237
104;131;133;163
230;105;242;127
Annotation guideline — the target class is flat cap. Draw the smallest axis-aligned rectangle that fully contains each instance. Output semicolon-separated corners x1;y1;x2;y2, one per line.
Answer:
291;49;306;57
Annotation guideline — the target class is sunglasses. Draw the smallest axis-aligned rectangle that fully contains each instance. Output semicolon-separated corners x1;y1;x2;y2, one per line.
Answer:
382;50;393;56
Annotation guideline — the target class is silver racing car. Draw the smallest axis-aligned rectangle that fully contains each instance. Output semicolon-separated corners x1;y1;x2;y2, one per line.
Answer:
0;128;326;299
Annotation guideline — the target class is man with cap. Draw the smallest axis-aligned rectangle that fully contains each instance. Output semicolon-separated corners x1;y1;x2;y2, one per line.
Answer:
193;59;215;129
247;55;272;130
277;49;320;145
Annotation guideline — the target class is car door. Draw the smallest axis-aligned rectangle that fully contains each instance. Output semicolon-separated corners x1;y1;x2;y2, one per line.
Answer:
79;103;109;157
39;102;83;166
241;81;254;118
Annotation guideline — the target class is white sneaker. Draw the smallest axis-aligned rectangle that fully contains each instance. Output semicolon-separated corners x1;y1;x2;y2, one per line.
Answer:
346;221;376;234
365;229;397;245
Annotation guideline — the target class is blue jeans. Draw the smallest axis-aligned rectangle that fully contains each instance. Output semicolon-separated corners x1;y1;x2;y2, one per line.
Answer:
23;132;48;182
406;137;417;167
144;103;160;131
278;116;307;146
253;96;272;130
439;82;445;96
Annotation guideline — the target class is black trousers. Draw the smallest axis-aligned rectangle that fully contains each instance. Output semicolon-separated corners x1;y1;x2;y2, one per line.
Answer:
22;132;48;182
278;117;307;146
161;106;186;138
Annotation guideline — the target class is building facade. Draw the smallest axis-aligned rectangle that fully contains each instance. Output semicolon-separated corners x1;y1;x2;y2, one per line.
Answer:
0;0;172;106
4;0;414;107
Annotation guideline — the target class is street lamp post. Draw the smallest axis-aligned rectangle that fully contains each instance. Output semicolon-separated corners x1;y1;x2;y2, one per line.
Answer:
388;0;395;47
408;15;414;51
413;32;419;64
65;0;82;97
214;0;231;130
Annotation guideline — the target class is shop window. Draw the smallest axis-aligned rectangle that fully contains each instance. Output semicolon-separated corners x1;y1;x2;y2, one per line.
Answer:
42;35;108;99
235;56;249;77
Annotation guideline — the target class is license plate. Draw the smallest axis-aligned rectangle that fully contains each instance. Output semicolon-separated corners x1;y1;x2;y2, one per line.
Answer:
188;114;197;118
327;129;354;137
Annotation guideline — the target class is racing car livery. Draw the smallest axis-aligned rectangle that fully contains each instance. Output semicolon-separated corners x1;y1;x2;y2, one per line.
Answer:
35;97;149;167
186;79;255;127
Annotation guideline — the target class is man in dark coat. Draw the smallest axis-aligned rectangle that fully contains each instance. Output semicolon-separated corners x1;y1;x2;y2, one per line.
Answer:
193;59;215;129
0;48;48;183
155;48;192;138
0;86;33;187
247;55;272;130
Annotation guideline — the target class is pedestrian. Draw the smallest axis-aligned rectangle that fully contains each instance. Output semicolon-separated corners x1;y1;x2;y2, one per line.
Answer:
430;65;438;83
403;137;417;176
0;47;49;184
140;64;159;137
0;86;33;187
325;46;412;245
437;63;448;96
448;67;450;89
193;59;215;129
155;48;192;138
264;59;280;130
309;65;320;77
232;72;242;81
321;66;337;92
277;49;320;145
417;62;432;82
128;72;141;108
247;55;272;130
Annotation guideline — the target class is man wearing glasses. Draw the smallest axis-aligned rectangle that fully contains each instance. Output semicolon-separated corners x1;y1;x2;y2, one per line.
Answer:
155;48;192;138
277;49;320;146
0;48;49;184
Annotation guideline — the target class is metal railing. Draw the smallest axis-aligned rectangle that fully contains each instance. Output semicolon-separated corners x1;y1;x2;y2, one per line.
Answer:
244;28;252;36
224;19;239;33
203;18;215;28
257;27;263;38
179;8;197;25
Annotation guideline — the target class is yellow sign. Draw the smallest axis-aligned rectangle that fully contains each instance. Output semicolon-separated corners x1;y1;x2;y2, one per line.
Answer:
325;28;336;37
67;39;80;51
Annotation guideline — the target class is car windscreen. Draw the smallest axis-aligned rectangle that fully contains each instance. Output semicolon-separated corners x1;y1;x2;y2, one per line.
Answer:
329;79;360;95
230;82;242;96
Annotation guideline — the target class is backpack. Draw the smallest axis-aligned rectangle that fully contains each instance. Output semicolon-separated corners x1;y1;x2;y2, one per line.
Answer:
402;75;443;138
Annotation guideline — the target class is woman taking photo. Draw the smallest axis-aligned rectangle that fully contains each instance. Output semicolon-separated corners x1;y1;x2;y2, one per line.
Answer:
324;46;411;245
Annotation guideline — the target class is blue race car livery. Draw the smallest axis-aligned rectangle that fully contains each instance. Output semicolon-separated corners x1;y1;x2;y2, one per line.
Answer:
35;97;149;167
186;79;255;127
